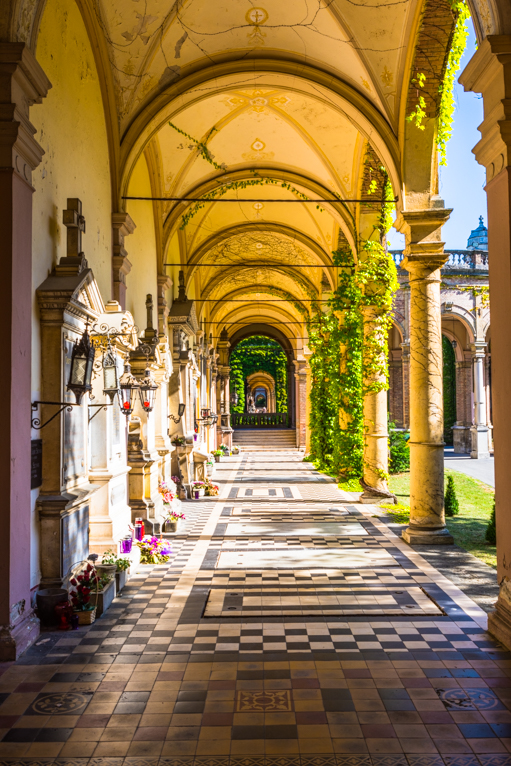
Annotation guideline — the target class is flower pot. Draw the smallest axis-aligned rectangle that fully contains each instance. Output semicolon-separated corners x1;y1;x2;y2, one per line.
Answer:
74;606;97;625
163;519;178;533
116;568;129;593
37;588;69;627
95;578;116;617
194;489;200;499
96;564;117;580
214;455;221;463
206;464;214;477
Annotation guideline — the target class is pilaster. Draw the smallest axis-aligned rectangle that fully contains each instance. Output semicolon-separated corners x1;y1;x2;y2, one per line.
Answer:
112;212;136;310
460;36;511;647
0;43;50;659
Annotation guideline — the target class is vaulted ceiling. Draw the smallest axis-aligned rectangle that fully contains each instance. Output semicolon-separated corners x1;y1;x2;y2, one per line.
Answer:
83;0;452;351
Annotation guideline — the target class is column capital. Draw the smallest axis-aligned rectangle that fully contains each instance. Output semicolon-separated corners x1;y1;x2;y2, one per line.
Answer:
470;341;488;356
0;43;51;184
395;207;452;265
460;35;511;178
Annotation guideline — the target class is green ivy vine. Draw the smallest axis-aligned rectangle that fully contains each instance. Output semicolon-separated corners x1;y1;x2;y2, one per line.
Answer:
229;336;288;414
306;165;397;481
406;0;470;165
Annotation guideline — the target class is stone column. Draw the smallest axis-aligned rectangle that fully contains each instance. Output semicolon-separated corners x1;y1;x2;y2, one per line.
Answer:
470;342;490;459
0;44;50;659
112;212;136;309
397;208;453;544
360;306;390;501
401;342;410;429
459;36;511;645
294;358;308;449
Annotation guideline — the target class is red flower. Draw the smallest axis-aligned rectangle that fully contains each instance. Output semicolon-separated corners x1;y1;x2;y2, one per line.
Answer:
77;575;83;582
70;578;77;586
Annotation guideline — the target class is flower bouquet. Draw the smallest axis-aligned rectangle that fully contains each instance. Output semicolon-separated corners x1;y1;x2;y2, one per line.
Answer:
69;563;99;624
191;480;206;499
136;536;172;564
204;477;219;496
163;510;186;533
158;478;177;507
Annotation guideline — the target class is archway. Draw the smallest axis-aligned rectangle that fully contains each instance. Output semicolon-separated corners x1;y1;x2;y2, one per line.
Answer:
229;334;292;428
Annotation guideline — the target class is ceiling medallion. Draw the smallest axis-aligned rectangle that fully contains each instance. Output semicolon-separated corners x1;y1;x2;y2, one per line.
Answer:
246;7;268;45
242;138;274;161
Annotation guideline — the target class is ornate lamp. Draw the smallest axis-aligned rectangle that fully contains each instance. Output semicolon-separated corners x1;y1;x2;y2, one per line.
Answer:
67;324;95;404
102;343;119;403
138;363;159;414
169;402;185;423
118;359;139;416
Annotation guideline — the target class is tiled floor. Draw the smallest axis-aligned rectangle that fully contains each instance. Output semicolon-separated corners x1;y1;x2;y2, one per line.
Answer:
0;450;508;766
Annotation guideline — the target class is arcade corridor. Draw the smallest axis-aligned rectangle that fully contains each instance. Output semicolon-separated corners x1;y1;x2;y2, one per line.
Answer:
0;452;509;764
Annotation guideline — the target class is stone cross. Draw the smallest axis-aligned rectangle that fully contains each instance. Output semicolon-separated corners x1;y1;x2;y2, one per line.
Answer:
58;198;88;273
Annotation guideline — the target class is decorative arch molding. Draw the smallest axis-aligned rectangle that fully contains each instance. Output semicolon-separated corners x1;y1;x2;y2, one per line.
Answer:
205;288;311;324
161;169;359;260
229;324;295;360
182;222;338;289
198;265;317;305
119;62;402;207
441;305;477;342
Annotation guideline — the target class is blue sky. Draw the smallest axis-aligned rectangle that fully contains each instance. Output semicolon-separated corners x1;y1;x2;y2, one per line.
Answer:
392;20;487;250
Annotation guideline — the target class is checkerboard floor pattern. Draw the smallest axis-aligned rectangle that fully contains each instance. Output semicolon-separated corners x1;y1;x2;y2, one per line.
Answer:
0;450;507;766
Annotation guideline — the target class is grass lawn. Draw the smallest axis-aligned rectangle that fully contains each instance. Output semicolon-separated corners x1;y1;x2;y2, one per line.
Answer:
385;470;496;569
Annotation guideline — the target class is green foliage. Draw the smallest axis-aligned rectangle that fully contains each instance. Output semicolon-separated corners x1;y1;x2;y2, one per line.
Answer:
406;1;469;165
380;502;411;523
437;1;470;165
486;501;496;545
389;423;410;473
178;176;321;229
230;336;288;414
168;122;224;171
442;335;457;446
445;474;460;517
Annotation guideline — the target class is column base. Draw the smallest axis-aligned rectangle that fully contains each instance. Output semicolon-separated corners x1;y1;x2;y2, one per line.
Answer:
488;581;511;651
0;608;40;661
470;425;490;459
402;525;454;545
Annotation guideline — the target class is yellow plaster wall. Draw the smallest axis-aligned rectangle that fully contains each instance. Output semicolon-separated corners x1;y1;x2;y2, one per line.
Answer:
126;158;158;330
30;0;113;588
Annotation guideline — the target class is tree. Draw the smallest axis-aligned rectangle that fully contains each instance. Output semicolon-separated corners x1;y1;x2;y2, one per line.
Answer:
486;501;496;545
445;474;459;517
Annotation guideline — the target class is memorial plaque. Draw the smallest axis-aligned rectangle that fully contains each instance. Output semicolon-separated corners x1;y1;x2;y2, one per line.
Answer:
31;439;43;489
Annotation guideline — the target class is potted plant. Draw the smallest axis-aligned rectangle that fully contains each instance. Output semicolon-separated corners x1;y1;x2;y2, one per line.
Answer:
136;536;172;564
191;480;206;499
69;563;99;624
204;478;219;497
171;436;186;449
95;572;116;617
232;445;240;455
205;459;215;477
163;510;186;533
212;449;223;463
101;549;131;592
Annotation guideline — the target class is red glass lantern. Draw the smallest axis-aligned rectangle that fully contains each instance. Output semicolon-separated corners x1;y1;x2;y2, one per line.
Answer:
138;365;158;414
118;360;139;417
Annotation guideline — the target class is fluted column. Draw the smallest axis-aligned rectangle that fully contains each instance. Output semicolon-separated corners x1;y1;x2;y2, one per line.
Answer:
360;306;389;499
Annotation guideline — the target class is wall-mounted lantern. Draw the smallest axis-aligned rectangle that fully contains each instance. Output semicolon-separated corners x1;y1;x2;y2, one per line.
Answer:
102;342;119;403
118;359;139;416
169;403;186;424
139;364;158;413
67;324;95;404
